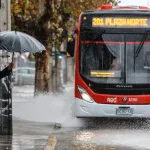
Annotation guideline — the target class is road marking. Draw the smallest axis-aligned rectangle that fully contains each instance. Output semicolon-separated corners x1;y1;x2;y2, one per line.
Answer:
45;136;57;150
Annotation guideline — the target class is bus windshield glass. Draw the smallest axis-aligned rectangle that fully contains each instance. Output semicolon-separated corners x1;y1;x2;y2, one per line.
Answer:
80;28;150;84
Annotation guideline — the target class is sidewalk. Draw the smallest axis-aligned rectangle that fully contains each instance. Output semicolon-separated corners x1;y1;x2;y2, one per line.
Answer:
12;81;74;97
12;81;75;123
12;85;34;97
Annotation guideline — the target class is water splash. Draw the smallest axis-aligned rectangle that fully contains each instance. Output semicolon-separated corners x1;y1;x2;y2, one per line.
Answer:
12;85;85;128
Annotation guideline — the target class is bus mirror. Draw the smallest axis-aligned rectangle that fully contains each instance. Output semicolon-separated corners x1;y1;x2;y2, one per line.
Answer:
67;37;75;57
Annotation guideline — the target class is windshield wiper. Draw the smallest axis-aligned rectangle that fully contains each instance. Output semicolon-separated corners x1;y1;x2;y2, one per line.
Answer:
133;40;136;72
135;30;150;58
82;29;105;51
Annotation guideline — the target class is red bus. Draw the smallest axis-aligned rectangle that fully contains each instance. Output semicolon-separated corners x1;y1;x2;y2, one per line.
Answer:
67;5;150;118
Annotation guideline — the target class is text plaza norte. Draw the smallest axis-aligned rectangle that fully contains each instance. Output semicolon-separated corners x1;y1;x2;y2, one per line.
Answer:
92;17;148;27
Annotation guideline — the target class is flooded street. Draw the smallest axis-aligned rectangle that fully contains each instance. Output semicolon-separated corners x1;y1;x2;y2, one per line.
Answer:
11;118;150;150
0;135;48;150
69;118;150;150
2;85;149;149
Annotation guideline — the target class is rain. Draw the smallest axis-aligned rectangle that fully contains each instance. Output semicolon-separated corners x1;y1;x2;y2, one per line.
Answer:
1;0;150;150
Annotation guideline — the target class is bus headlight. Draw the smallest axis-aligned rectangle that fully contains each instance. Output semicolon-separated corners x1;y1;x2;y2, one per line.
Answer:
77;86;94;103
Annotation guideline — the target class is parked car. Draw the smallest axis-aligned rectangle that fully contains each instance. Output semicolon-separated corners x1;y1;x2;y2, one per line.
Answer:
12;67;35;85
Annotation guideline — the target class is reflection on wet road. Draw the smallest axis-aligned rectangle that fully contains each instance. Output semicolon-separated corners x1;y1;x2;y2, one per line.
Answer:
54;118;150;150
0;135;48;150
1;118;150;149
11;85;150;150
55;132;139;150
10;86;150;149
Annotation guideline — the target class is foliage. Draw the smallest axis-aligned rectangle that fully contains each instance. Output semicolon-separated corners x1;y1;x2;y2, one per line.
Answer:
11;0;66;47
65;0;119;19
11;0;119;93
63;0;120;31
11;0;119;43
11;0;40;20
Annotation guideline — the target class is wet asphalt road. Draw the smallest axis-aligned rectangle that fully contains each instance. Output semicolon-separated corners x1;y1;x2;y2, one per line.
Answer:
54;118;150;150
6;85;150;149
0;135;48;150
0;118;49;150
8;117;150;150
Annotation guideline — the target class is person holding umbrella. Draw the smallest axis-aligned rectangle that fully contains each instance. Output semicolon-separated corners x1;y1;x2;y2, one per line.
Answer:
0;31;46;78
0;31;46;135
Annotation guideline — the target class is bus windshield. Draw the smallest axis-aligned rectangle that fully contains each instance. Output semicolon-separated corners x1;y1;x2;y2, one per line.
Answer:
80;32;150;84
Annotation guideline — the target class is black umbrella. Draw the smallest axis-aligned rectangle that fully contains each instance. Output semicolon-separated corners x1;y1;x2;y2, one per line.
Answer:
0;31;46;54
0;31;46;62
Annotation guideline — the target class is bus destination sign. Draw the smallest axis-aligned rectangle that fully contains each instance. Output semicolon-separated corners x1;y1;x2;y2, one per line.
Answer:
92;17;149;28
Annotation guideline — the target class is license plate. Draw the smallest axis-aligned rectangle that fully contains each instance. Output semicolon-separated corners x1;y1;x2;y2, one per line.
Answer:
116;108;133;115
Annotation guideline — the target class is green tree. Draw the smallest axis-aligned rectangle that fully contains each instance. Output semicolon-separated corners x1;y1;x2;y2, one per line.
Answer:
11;0;119;94
65;0;120;20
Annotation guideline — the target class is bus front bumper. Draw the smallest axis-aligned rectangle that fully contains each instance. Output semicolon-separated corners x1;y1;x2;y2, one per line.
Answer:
75;98;150;118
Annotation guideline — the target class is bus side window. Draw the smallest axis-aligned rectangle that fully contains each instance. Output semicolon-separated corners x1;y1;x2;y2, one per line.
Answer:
67;37;75;57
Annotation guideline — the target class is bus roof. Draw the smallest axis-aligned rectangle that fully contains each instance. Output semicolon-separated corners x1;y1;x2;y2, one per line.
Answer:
82;5;150;15
98;5;150;10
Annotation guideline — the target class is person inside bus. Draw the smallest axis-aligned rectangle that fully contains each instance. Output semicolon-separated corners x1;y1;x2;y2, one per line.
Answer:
0;63;13;79
111;58;121;70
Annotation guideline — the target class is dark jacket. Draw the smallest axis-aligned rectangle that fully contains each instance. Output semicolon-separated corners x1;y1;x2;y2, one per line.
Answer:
0;66;12;100
0;66;12;79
